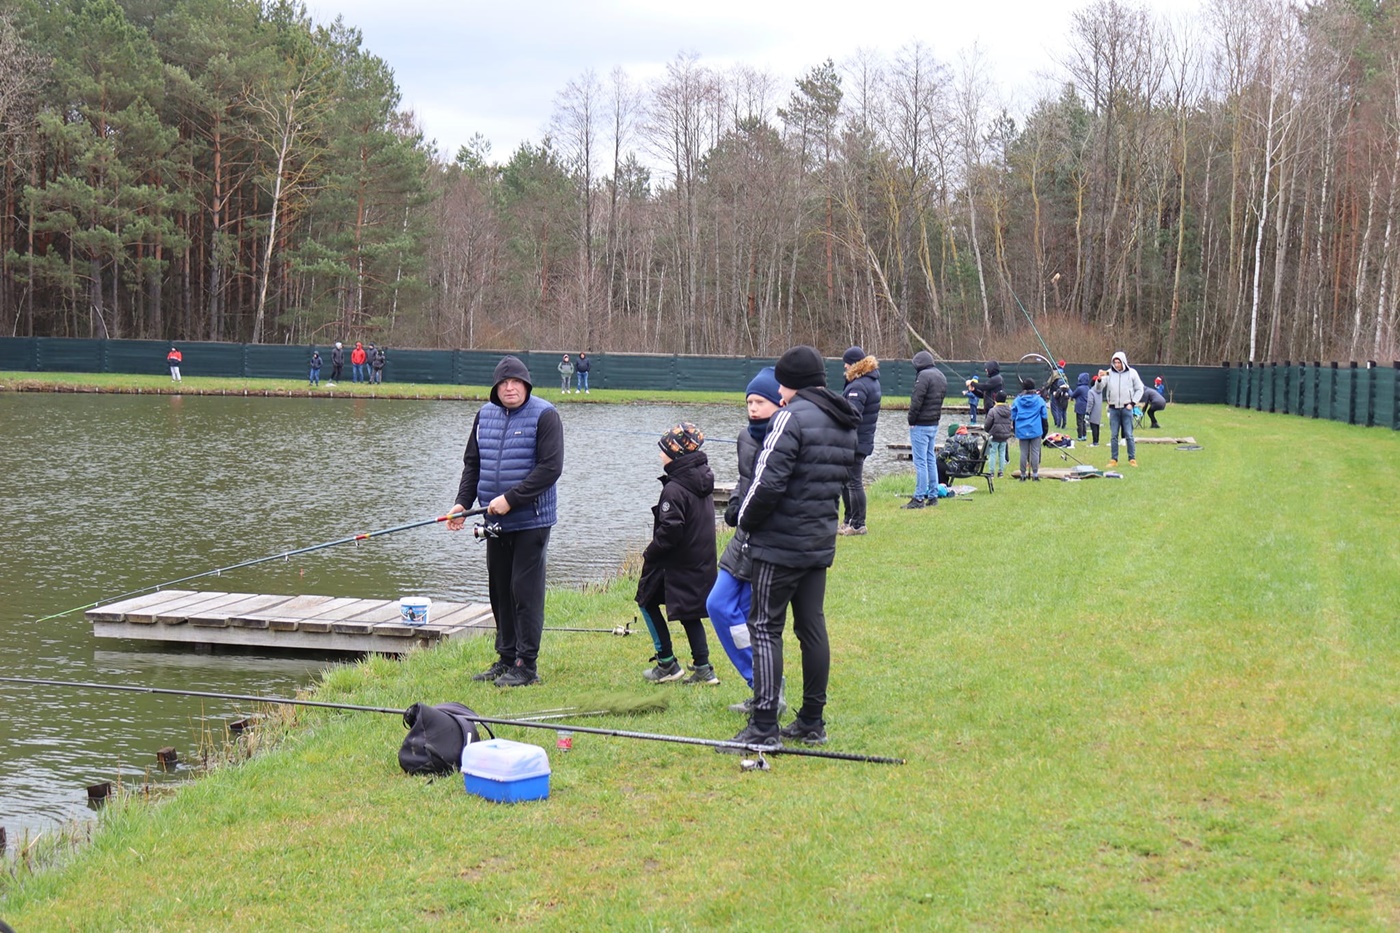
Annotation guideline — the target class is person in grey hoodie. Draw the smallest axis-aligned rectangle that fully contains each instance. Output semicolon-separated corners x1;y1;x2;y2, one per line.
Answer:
1094;351;1144;466
906;349;947;508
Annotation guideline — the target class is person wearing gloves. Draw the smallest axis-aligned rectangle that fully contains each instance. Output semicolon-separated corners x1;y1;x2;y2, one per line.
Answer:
1012;377;1050;481
446;356;564;687
839;345;882;535
726;345;858;752
636;422;719;686
1094;351;1144;467
906;349;948;509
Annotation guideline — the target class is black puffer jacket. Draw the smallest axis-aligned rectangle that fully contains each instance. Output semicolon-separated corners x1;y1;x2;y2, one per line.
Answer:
981;361;1004;400
843;355;882;457
737;387;858;569
635;451;717;620
718;426;760;580
908;350;947;425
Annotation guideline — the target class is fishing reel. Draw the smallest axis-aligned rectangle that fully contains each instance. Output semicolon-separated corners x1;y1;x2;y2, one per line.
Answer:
471;521;503;540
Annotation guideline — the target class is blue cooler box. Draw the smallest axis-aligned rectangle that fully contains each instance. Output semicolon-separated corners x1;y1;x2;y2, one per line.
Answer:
461;738;551;803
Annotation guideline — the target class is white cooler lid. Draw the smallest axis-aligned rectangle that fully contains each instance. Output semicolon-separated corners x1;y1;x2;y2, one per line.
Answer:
461;738;551;780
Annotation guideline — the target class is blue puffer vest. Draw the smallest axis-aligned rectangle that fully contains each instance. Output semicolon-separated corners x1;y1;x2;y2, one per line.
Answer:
475;395;558;532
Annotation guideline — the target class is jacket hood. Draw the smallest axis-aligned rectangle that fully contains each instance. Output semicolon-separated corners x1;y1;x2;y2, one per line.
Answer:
845;356;879;381
912;350;935;371
985;360;1001;376
1111;351;1129;368
489;355;534;406
1078;372;1091;386
797;386;860;429
662;449;714;498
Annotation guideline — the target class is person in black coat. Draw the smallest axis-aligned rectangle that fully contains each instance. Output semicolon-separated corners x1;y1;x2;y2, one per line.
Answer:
330;342;344;382
637;422;719;685
907;349;948;508
839;345;882;535
729;345;858;751
975;360;1004;418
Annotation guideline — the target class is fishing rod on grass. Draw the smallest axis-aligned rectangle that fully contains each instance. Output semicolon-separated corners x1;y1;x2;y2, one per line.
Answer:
0;677;905;766
36;508;490;623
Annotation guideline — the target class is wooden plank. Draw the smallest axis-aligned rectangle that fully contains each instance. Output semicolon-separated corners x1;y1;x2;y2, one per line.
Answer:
91;621;490;654
87;590;199;623
158;592;261;626
372;621;448;640
188;594;296;629
341;600;401;623
229;594;349;630
126;591;233;625
296;598;391;623
428;602;493;628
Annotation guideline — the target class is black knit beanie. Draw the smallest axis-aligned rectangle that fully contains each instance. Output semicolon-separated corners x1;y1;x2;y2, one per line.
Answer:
775;345;826;389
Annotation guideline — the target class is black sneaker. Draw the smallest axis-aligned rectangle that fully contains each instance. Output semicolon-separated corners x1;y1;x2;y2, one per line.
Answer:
716;721;781;754
493;659;541;687
471;659;511;682
901;498;926;509
778;718;828;745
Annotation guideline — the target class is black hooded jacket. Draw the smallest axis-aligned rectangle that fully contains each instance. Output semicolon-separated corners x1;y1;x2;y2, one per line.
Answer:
843;355;882;456
635;451;718;620
908;350;948;425
737;387;859;569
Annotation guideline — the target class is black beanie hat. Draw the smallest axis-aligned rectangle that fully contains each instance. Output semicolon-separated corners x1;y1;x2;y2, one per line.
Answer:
1020;377;1036;391
775;345;826;389
842;345;865;366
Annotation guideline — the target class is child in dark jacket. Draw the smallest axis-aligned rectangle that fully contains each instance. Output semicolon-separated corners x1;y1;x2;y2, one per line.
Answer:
1011;377;1050;481
637;422;719;685
1070;372;1094;441
963;378;980;425
982;392;1013;477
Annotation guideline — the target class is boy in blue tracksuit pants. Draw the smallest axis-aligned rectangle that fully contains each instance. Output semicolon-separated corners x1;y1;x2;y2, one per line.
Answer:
706;367;787;713
1012;377;1050;480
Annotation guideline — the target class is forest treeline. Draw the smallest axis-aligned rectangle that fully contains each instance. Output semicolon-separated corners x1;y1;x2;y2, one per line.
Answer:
1;0;1397;363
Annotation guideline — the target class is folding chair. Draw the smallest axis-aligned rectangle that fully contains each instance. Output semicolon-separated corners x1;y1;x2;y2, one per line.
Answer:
937;432;995;494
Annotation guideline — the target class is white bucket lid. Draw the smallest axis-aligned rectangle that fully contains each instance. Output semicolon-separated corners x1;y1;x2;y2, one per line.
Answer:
399;597;432;608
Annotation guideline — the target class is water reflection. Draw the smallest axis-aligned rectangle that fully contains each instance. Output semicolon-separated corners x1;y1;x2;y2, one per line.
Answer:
0;391;920;840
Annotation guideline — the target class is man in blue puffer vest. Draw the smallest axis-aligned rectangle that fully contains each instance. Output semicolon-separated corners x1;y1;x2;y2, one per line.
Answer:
448;356;564;687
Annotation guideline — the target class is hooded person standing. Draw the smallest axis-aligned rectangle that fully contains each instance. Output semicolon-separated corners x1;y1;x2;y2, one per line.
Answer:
330;341;344;382
636;422;719;686
972;361;1004;419
1094;351;1144;467
726;345;858;751
906;349;948;508
447;356;564;687
839;346;882;535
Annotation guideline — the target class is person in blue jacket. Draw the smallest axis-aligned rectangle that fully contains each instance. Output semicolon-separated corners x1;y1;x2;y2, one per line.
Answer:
309;349;322;386
1011;377;1049;481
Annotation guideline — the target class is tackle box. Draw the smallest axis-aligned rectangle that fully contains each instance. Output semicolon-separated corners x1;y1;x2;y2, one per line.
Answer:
461;738;551;803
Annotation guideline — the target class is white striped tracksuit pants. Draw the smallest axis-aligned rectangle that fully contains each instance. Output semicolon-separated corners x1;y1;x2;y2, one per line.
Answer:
747;558;830;727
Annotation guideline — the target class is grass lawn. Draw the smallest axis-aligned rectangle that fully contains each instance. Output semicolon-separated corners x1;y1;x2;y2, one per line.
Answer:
3;403;1399;930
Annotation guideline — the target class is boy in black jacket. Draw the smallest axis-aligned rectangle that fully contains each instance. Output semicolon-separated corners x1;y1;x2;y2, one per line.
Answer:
727;346;859;751
637;422;719;685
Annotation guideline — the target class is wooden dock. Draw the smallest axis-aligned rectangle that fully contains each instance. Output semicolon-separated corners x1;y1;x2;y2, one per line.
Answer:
86;590;494;654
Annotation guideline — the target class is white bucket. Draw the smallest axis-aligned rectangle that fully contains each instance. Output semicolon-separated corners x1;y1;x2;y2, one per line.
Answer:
399;597;431;626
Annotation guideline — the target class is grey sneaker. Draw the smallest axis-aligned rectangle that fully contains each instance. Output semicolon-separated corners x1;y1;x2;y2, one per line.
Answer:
643;657;685;683
838;524;868;536
715;721;781;754
683;663;720;685
472;659;511;682
778;718;828;745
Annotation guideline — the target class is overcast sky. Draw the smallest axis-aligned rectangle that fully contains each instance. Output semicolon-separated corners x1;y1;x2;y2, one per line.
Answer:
307;0;1202;164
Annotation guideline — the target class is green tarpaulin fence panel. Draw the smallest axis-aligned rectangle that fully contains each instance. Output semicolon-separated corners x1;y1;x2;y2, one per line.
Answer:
1301;363;1316;417
1376;365;1399;430
1331;364;1354;424
0;337;37;370
36;337;103;373
1288;363;1304;416
1316;365;1336;422
1261;363;1275;412
104;339;187;375
381;348;455;385
1273;363;1289;413
1354;365;1374;427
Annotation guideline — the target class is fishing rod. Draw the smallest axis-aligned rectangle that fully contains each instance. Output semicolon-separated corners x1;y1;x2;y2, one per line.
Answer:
0;677;905;766
573;428;736;444
1009;286;1058;366
36;508;490;623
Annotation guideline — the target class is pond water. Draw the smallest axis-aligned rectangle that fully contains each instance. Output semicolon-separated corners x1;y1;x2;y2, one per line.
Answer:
0;391;926;841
